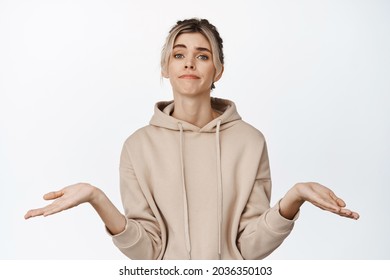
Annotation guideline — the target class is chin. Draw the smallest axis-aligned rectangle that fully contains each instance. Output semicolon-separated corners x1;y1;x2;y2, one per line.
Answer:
179;86;211;96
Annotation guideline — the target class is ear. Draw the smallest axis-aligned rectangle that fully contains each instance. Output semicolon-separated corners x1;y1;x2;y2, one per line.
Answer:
161;63;169;79
162;66;169;78
214;66;224;82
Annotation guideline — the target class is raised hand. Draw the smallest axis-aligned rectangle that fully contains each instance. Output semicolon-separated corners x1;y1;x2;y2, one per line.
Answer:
280;182;360;220
24;183;126;235
24;183;97;219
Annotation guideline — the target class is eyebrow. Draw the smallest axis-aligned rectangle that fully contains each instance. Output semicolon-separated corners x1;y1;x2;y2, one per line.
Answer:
173;44;211;53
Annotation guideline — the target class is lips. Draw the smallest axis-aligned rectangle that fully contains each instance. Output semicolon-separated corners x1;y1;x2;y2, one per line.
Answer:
179;74;200;79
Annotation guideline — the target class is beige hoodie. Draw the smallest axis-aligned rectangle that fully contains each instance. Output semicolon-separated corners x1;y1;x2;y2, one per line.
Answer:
110;98;298;260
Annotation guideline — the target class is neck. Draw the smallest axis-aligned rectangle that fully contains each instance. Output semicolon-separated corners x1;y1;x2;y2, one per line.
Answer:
171;94;220;128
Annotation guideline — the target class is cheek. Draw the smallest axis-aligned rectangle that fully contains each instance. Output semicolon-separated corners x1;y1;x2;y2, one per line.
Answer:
168;59;182;72
205;66;216;80
163;63;174;78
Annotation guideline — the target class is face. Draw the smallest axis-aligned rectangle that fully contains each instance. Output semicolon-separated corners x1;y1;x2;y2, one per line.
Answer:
163;32;222;97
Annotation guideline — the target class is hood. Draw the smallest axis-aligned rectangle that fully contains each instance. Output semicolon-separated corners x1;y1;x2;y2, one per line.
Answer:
149;97;242;132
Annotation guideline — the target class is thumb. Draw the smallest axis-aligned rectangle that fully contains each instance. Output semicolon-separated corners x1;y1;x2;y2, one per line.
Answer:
43;190;64;200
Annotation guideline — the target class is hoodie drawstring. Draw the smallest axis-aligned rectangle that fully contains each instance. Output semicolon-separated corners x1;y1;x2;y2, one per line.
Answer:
178;120;223;260
178;122;191;259
215;119;223;259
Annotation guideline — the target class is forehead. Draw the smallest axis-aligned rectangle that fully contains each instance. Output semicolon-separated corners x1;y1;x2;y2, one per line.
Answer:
173;32;211;49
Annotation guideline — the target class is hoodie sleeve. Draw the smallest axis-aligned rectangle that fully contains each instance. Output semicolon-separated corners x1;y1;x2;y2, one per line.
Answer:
237;141;299;260
108;143;162;260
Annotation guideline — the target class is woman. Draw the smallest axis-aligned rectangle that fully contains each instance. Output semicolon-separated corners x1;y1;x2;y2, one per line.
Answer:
24;18;359;260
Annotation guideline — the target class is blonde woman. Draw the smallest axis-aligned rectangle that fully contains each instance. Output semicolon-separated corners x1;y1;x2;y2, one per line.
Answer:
25;18;359;260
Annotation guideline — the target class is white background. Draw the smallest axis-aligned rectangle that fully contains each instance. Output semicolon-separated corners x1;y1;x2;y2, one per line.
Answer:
1;0;389;259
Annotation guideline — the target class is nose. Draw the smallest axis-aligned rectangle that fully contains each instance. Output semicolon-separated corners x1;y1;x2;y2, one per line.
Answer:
184;57;195;70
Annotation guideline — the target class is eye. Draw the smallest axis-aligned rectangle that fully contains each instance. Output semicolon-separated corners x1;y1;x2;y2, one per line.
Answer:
197;54;209;60
174;53;184;59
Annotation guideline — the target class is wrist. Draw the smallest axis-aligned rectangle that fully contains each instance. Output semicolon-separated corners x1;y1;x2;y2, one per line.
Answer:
279;184;305;220
88;185;104;207
289;183;305;204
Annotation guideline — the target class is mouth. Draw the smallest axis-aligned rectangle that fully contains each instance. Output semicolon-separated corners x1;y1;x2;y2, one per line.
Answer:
179;74;200;79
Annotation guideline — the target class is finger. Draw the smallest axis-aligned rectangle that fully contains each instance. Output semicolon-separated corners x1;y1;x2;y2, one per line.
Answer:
338;208;352;216
311;196;341;212
43;190;64;200
338;211;360;220
352;212;360;220
41;202;70;216
336;197;346;207
24;198;65;219
340;209;360;220
24;207;47;219
331;208;360;220
328;191;346;207
42;207;64;217
24;211;34;219
25;203;64;219
43;197;78;217
326;190;358;219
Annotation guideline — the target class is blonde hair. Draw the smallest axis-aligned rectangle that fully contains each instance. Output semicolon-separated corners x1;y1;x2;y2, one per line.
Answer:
161;18;224;90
